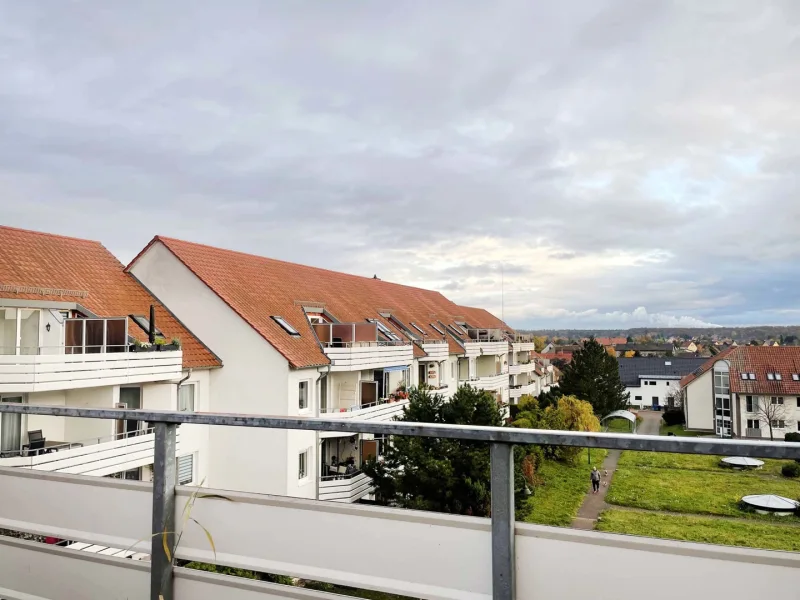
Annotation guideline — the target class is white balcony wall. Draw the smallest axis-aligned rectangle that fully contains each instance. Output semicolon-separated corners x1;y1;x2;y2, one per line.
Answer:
0;468;798;600
0;351;183;394
130;241;292;496
464;341;508;357
421;341;449;360
318;471;373;502
512;341;536;352
323;344;413;371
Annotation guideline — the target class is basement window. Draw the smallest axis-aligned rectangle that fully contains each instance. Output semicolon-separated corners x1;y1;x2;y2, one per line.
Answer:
272;316;300;336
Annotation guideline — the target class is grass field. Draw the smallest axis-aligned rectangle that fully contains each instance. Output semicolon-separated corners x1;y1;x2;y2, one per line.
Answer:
523;449;608;527
659;423;706;436
617;451;788;477
597;510;800;552
605;419;635;433
606;467;800;519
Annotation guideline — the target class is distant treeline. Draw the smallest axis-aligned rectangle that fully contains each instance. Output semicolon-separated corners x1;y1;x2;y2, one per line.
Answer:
518;326;800;345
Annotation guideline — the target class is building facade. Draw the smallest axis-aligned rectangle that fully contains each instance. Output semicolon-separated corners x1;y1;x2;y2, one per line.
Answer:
618;357;708;409
681;347;800;439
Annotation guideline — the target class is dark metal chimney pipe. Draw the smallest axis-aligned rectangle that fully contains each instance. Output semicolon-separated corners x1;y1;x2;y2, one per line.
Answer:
149;304;156;344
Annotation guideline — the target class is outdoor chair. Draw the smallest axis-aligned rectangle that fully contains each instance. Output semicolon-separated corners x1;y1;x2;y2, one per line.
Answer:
22;430;47;456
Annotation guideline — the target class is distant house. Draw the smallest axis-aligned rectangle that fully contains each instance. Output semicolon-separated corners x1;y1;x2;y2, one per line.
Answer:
614;343;675;358
680;346;800;439
619;357;708;409
583;337;627;347
678;341;698;353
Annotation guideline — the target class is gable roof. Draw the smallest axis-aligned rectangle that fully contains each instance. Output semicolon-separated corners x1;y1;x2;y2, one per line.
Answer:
587;337;627;346
129;236;510;368
0;226;220;369
618;357;709;388
680;346;800;395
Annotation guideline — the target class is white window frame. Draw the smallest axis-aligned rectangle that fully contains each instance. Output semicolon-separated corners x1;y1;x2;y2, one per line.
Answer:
298;380;310;413
272;316;300;336
298;448;310;481
178;383;196;412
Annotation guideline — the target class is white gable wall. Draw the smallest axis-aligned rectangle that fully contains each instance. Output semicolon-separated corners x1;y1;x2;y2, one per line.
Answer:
129;241;308;497
683;369;714;431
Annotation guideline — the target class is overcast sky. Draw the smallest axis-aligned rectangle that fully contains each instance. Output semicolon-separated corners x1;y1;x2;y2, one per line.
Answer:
1;2;798;329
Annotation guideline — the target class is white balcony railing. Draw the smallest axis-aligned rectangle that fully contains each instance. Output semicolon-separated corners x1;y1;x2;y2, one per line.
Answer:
421;340;449;360
509;383;536;400
0;350;183;393
322;344;413;371
0;429;182;476
319;400;409;434
318;471;374;503
512;341;536;352
463;340;509;357
509;362;536;375
463;373;508;391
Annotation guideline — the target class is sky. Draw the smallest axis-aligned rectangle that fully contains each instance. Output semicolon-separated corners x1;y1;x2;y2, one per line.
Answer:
1;1;798;329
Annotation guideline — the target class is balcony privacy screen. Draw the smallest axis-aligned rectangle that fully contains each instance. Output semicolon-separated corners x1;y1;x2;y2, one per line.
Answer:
65;318;128;354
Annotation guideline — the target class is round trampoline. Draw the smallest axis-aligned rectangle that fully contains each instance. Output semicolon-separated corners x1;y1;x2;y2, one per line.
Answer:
741;494;799;516
721;457;764;470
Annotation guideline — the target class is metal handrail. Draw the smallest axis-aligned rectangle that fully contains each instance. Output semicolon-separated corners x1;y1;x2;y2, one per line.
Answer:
0;404;797;600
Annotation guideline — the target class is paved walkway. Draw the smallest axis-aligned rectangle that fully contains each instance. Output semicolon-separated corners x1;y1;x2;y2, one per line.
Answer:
571;411;661;530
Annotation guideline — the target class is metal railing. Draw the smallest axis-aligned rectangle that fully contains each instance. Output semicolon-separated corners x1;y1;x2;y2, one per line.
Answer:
0;403;797;600
319;397;408;414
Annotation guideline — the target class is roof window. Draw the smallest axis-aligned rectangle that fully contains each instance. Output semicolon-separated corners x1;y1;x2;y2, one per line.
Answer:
130;315;163;337
767;373;782;381
430;323;445;335
410;322;426;335
792;374;799;381
271;316;300;336
368;319;401;342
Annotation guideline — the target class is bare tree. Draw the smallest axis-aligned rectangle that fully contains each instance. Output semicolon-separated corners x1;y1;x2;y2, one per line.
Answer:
756;397;787;441
666;387;683;410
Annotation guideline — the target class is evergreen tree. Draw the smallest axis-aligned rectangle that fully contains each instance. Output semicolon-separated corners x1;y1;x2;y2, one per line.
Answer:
556;338;629;417
363;385;532;518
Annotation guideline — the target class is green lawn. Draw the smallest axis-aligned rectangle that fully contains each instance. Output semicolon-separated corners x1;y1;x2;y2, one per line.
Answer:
605;419;635;433
606;467;800;518
659;423;706;437
597;510;800;552
618;451;787;477
523;449;608;527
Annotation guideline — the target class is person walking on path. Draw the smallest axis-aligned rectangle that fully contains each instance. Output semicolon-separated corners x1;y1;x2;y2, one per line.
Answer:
590;467;601;494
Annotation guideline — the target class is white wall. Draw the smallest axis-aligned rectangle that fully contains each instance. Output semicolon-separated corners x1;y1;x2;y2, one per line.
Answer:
738;393;799;439
683;369;714;431
177;369;211;484
64;386;117;442
626;378;680;409
25;390;67;442
130;242;291;495
286;368;318;499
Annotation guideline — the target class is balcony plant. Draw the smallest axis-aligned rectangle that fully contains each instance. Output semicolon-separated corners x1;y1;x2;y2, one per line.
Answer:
154;337;180;352
130;339;154;353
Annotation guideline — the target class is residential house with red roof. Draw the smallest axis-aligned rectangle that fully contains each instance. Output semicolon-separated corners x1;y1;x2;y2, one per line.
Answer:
680;346;800;438
0;226;218;482
128;236;516;501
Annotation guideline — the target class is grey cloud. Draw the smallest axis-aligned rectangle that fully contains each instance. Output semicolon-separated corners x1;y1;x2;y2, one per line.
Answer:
0;0;798;327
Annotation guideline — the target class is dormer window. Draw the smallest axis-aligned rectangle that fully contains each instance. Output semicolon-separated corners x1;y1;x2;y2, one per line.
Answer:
272;316;300;336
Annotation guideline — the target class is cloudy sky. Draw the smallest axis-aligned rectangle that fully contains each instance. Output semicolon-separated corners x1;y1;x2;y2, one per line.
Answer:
1;2;798;329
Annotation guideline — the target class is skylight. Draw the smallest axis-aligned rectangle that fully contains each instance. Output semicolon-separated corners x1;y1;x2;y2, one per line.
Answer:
369;319;401;341
130;315;163;337
767;373;774;380
271;316;300;336
793;374;799;381
430;323;445;335
410;322;426;335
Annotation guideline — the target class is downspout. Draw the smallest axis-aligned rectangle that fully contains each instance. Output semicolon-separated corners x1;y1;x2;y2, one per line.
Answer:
315;365;331;501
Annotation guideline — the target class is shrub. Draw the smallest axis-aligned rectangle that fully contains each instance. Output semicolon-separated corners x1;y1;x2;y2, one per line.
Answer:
785;432;800;443
661;409;685;427
781;463;800;478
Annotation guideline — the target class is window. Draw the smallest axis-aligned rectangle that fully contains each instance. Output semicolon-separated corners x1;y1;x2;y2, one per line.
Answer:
748;373;756;380
451;362;455;381
430;323;445;336
792;374;799;381
410;322;426;335
745;396;754;413
298;381;309;411
775;373;782;381
746;419;760;429
797;397;800;408
178;384;195;412
771;420;786;429
650;381;657;385
635;396;642;401
298;450;309;480
369;319;401;341
129;315;164;337
741;373;748;380
771;397;784;405
272;316;300;336
178;454;194;485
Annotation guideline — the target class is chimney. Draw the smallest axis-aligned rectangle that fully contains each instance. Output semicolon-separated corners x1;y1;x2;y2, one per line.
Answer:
149;304;156;344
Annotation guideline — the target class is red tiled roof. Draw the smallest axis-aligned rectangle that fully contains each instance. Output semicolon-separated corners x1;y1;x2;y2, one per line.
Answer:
0;226;220;369
680;346;800;395
130;236;510;368
591;337;627;346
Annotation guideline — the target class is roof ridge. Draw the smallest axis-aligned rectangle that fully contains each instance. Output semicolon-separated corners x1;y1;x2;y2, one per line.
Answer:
0;225;101;245
154;235;458;299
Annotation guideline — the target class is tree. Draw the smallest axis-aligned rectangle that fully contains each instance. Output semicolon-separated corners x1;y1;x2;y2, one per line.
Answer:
363;385;532;518
756;397;787;441
556;338;629;417
510;394;599;464
623;350;636;358
533;336;547;352
666;387;683;409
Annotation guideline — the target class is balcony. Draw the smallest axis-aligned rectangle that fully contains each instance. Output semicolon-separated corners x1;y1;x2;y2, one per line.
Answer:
0;428;182;476
509;383;536;400
421;339;449;360
0;317;182;393
509;362;536;375
318;471;374;503
462;372;508;391
512;341;536;352
312;322;413;371
0;404;796;600
319;399;409;435
462;328;509;357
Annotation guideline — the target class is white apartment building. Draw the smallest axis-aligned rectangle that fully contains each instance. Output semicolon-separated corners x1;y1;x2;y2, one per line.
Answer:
0;226;219;484
128;235;515;502
681;346;800;438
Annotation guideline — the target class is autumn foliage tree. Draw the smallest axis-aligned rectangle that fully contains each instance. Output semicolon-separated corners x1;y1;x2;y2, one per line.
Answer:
557;338;629;417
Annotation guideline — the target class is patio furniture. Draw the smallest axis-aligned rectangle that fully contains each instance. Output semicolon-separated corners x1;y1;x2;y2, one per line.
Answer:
22;430;47;456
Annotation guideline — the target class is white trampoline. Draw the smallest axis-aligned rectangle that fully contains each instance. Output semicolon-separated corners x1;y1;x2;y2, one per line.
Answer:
741;494;799;516
720;456;764;470
600;410;637;433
